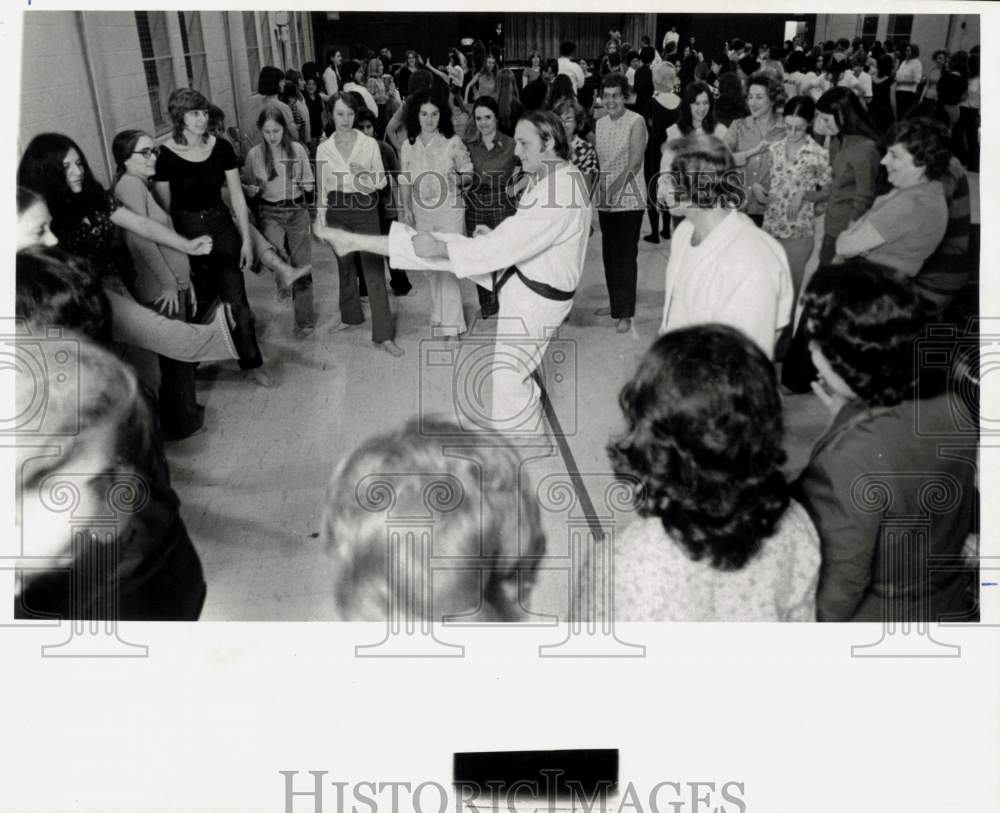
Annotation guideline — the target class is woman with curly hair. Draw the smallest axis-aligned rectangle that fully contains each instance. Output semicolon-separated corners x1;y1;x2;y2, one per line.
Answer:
723;71;787;226
606;323;820;621
398;89;474;337
794;261;978;622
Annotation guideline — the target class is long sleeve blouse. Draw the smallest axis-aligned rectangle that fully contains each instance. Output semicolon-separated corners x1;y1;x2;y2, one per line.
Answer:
113;173;191;302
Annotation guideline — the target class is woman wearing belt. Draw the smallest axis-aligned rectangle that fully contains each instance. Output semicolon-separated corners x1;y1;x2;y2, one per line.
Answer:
245;107;315;336
315;110;593;433
154;88;270;387
315;92;402;356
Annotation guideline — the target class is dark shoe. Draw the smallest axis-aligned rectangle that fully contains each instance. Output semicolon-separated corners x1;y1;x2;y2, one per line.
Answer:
642;234;660;244
391;286;412;296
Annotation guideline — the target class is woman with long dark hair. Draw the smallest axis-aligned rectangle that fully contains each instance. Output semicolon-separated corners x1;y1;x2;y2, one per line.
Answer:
323;48;344;97
153;87;271;386
780;86;881;392
812;86;881;266
398;89;474;337
494;68;524;137
17;133;240;376
605;323;820;621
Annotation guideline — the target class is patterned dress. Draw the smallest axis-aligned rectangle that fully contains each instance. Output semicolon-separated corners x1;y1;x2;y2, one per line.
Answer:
763;138;833;240
400;132;474;334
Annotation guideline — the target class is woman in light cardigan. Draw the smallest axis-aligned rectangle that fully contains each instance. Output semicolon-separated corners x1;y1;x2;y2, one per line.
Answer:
893;43;923;120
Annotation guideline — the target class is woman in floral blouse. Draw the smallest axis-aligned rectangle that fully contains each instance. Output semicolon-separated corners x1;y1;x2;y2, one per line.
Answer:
761;95;832;305
553;98;598;195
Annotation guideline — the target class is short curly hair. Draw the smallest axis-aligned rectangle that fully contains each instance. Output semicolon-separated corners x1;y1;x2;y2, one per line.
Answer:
600;71;630;97
746;71;786;109
886;118;952;181
608;324;789;571
802;260;928;407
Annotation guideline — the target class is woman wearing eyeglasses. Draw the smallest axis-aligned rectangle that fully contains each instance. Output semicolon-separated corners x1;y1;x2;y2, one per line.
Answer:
112;129;203;439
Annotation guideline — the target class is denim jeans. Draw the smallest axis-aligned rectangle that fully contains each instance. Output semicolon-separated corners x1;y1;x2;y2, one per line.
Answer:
325;191;394;343
259;201;315;330
173;204;263;370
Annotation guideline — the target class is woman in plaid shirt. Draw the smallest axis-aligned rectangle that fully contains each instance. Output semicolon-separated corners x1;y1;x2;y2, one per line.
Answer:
464;95;521;318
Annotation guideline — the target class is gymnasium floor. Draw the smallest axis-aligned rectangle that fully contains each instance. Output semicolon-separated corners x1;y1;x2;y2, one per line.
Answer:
169;177;978;620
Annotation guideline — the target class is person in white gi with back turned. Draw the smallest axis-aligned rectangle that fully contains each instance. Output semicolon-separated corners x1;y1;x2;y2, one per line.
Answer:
657;133;793;359
315;110;593;433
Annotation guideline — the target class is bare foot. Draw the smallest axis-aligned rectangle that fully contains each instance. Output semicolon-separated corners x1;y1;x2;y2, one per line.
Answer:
276;263;312;289
616;318;632;334
594;306;612;316
245;367;273;388
314;223;355;256
378;340;405;357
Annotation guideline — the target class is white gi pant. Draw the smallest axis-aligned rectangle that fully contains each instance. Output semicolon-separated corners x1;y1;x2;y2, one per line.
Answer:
388;223;572;433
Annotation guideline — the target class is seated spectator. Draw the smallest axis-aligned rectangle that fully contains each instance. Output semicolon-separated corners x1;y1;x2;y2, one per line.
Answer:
834;118;950;278
606;324;820;621
15;250;206;621
794;261;978;622
322;418;545;621
657;133;793;358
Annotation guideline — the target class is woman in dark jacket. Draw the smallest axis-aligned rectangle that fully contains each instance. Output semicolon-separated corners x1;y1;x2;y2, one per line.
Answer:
794;260;978;623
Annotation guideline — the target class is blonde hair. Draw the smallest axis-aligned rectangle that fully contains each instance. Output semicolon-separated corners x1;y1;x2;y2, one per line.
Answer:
322;417;546;621
652;62;678;93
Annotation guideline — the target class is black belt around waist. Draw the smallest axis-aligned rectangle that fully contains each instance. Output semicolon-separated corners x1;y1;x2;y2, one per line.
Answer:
260;197;304;207
495;266;575;302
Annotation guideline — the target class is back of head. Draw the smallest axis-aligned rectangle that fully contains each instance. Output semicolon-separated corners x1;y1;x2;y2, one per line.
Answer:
406;68;433;98
559;41;576;57
257;65;285;96
322;418;545;621
609;324;788;571
16;247;112;344
802;260;926;407
639;46;656;65
667;133;735;208
652;61;677;93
